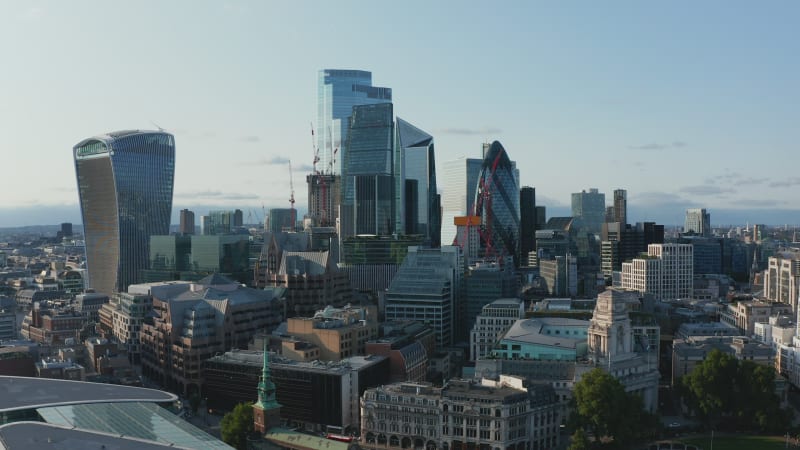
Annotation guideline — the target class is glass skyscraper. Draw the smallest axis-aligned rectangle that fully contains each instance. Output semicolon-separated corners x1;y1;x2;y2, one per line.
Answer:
571;188;606;235
395;118;440;246
74;130;175;295
474;141;521;266
341;103;395;237
441;157;482;246
316;69;392;176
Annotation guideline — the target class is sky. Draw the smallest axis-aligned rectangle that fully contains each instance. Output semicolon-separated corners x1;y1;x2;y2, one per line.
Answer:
0;1;798;228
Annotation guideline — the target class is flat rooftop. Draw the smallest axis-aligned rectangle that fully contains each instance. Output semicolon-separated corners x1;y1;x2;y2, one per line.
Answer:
0;376;177;412
206;349;388;374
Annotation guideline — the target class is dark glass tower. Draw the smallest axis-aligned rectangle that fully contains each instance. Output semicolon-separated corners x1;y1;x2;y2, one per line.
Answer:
74;130;175;295
474;141;520;266
395;117;440;246
341;103;395;237
520;186;536;265
317;69;392;176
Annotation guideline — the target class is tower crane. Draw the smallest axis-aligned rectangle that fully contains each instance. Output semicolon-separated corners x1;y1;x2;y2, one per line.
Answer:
289;160;296;231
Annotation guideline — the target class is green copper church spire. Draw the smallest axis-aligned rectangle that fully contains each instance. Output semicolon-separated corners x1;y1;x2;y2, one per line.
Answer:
255;339;280;410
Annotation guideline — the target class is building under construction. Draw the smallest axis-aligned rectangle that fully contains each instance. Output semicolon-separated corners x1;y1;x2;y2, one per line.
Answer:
306;173;340;227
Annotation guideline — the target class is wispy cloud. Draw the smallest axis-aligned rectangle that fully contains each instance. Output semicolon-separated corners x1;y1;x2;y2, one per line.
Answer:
18;6;45;20
628;141;688;151
736;177;768;186
239;157;313;172
629;191;698;208
679;185;736;196
175;190;258;201
769;177;800;188
435;127;501;136
239;135;260;143
732;198;788;208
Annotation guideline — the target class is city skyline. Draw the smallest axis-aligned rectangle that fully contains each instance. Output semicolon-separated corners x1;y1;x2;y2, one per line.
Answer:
1;1;798;227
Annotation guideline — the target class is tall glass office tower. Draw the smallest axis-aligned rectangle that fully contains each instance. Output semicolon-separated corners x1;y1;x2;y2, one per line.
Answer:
474;141;521;266
341;103;395;237
571;188;606;235
74;130;175;295
317;69;392;176
441;157;483;246
395;118;440;246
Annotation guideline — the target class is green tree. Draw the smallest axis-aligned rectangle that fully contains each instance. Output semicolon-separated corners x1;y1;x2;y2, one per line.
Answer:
567;428;591;450
571;368;657;449
220;402;254;450
681;349;792;433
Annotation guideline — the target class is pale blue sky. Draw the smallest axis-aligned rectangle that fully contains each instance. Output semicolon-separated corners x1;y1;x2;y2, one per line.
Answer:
0;1;797;227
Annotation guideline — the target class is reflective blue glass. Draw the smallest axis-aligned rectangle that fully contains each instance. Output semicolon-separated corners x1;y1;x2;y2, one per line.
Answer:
316;69;392;176
74;130;175;295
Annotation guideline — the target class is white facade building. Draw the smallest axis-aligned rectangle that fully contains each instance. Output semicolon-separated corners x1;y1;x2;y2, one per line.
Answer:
764;252;800;314
621;243;693;301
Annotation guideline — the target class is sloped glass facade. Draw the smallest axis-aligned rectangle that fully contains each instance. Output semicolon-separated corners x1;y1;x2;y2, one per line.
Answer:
474;141;520;266
395;118;440;246
74;130;175;295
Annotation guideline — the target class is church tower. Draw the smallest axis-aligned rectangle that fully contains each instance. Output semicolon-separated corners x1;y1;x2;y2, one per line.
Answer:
253;341;282;434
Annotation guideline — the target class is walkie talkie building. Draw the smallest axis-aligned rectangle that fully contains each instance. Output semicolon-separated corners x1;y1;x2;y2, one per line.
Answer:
74;130;175;295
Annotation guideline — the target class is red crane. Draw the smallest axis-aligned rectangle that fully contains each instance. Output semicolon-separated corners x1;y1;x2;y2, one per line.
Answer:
471;146;505;262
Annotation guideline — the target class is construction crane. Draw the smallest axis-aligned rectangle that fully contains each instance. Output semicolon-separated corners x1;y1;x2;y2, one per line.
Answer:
309;123;329;226
311;122;320;171
288;159;296;231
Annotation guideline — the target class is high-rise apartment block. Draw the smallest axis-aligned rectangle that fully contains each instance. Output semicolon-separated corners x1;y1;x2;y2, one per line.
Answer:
621;243;693;301
179;209;195;235
317;69;392;176
685;208;711;237
571;188;605;235
74;130;175;295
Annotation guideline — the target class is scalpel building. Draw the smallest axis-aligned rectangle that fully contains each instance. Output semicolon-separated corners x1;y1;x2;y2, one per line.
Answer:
73;130;175;295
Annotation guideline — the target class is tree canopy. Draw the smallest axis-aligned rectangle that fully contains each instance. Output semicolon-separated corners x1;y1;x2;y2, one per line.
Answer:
570;368;658;449
680;349;791;433
220;402;254;450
